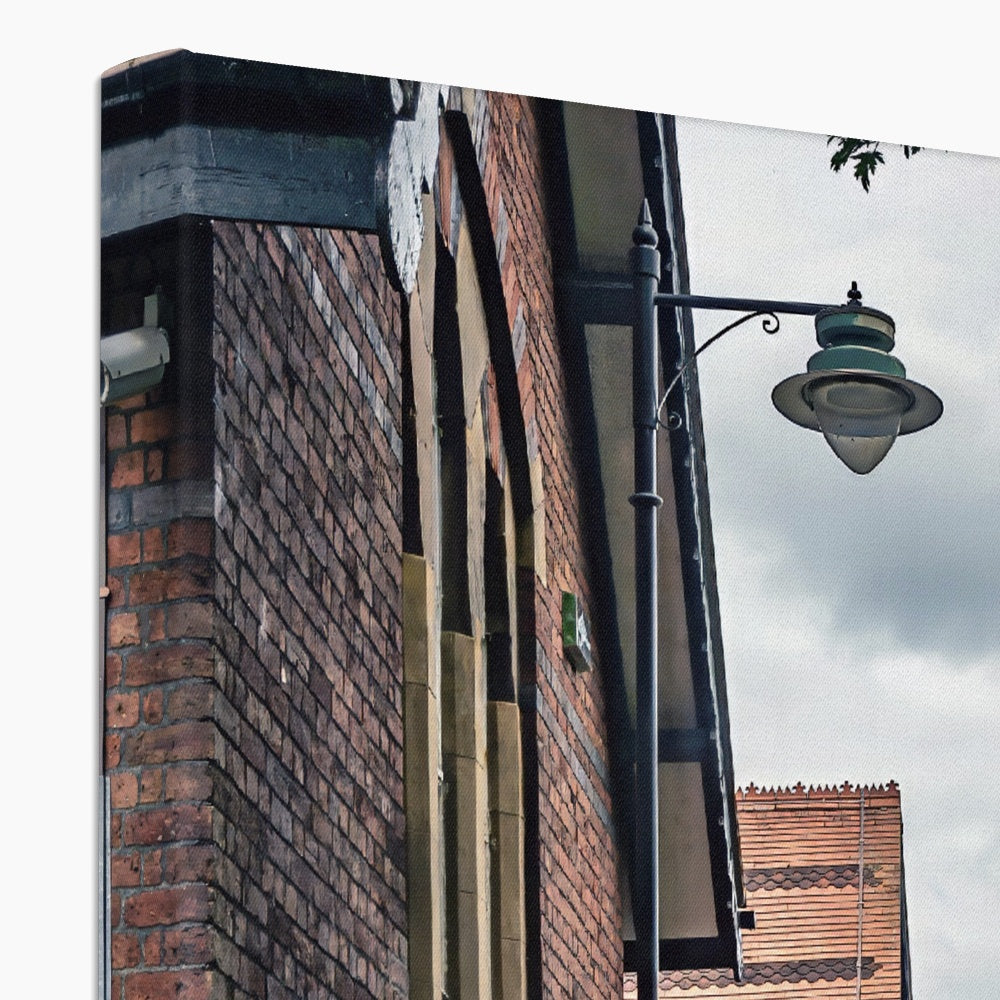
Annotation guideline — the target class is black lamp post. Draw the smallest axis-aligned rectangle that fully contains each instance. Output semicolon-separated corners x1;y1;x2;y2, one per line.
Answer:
628;202;940;1000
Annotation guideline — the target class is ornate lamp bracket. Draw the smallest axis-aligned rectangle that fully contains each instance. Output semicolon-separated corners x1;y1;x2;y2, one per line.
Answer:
658;310;780;428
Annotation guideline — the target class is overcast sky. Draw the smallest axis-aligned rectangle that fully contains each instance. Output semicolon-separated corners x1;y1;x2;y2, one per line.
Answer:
674;117;1000;998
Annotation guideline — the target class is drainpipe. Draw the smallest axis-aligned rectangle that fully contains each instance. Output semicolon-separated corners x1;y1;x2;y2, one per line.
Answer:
631;202;663;1000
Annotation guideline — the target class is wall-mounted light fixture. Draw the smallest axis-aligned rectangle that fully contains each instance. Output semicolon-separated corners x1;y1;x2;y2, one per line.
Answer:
628;201;941;1000
771;283;942;473
654;279;942;477
100;288;171;406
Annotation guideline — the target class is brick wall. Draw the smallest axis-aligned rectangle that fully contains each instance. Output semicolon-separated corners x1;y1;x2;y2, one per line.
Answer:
103;220;220;1000
104;382;220;1000
464;91;623;997
104;217;408;1000
104;419;220;1000
209;220;406;999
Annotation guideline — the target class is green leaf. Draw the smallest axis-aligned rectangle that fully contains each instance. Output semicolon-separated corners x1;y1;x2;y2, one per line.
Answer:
828;137;920;189
851;148;884;192
829;137;874;175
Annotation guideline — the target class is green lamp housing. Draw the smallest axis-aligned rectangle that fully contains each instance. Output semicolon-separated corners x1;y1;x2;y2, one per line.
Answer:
772;287;942;474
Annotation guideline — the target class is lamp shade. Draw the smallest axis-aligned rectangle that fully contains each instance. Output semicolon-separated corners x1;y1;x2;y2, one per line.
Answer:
772;289;942;474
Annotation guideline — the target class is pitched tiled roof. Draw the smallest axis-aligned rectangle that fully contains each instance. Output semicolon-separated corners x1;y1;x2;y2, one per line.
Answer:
624;783;908;999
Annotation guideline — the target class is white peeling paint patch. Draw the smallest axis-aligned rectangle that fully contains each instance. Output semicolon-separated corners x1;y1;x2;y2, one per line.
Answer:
383;83;444;294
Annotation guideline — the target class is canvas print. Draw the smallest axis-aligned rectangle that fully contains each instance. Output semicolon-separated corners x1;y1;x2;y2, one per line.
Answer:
98;49;997;999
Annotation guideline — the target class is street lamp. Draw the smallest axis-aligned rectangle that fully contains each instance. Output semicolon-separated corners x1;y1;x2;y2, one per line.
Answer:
771;285;942;473
628;202;941;1000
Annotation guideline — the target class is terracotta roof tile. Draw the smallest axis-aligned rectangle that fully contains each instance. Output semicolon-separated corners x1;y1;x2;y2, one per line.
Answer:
624;784;909;999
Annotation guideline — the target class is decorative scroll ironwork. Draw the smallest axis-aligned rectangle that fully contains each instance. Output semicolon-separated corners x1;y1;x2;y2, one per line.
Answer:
658;311;780;429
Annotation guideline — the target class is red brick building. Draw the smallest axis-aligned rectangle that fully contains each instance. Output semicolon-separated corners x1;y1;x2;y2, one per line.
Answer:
627;784;913;999
100;51;747;999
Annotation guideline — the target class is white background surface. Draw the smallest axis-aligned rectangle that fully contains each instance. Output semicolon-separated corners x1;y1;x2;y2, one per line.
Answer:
9;6;995;995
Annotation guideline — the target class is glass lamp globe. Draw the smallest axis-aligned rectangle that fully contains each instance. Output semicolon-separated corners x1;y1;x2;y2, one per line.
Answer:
808;377;912;474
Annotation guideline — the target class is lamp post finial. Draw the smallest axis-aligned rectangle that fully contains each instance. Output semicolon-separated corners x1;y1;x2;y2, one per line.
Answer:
633;200;657;249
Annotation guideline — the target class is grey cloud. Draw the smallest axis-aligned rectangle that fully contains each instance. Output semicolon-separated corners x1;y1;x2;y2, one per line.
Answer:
675;115;1000;1000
